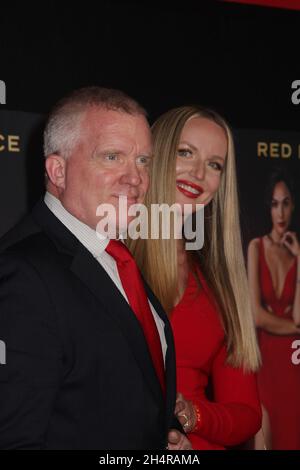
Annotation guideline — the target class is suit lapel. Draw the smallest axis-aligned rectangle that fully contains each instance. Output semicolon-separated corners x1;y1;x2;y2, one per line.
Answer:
70;247;165;405
32;201;165;406
143;281;177;431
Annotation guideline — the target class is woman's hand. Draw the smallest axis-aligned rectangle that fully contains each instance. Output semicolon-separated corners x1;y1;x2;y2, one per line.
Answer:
175;392;197;433
282;232;300;257
266;304;274;314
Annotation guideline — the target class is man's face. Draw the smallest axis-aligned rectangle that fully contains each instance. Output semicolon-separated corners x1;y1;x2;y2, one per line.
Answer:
59;107;152;233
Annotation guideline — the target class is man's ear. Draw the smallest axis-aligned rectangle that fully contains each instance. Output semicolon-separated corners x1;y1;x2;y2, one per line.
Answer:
45;155;67;189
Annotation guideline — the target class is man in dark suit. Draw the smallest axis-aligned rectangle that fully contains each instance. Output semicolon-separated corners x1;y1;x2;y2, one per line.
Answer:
0;87;190;450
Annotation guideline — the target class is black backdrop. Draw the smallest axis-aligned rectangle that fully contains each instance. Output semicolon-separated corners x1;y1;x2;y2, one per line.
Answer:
1;0;300;129
0;0;300;234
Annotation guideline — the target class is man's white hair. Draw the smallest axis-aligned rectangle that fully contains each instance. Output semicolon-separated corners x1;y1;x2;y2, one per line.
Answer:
43;86;147;159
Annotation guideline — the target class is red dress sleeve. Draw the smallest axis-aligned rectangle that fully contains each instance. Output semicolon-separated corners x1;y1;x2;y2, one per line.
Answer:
172;269;262;448
190;343;262;447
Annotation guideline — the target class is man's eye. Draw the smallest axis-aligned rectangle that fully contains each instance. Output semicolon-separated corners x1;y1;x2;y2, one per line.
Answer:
105;154;118;161
137;156;151;165
208;161;223;171
177;148;192;158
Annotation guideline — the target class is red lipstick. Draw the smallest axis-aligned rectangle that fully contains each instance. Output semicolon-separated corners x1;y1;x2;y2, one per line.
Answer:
176;179;203;199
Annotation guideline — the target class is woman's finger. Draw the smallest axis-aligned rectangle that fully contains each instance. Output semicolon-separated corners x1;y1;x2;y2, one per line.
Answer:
175;400;185;415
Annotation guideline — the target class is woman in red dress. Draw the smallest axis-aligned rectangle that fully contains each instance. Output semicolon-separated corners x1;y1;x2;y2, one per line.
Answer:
248;168;300;449
129;106;262;449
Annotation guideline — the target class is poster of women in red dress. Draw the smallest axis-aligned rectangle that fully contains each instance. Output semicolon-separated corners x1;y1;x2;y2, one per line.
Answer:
235;129;300;449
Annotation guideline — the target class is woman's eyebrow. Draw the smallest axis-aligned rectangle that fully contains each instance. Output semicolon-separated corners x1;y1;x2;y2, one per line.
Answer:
178;141;198;152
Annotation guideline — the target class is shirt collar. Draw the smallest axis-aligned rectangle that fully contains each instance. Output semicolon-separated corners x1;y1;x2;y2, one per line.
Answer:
44;191;109;257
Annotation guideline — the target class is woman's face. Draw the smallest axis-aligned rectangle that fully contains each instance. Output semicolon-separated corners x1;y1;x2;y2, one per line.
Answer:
175;116;227;212
271;181;294;236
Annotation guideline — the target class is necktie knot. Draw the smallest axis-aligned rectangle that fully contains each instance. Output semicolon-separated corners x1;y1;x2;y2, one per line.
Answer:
105;239;133;264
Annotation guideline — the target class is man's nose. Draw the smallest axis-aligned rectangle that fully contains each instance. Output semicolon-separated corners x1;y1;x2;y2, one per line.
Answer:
121;160;142;185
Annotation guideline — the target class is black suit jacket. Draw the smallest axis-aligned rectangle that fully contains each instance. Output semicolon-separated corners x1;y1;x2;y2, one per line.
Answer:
0;201;180;449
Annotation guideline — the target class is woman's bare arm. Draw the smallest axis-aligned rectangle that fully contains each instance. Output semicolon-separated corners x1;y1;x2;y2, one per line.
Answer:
247;239;300;335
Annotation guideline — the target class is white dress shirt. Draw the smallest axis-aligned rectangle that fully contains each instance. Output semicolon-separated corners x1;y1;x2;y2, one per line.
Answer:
44;192;167;365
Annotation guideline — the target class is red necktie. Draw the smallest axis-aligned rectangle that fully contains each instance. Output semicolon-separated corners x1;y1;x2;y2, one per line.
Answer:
105;239;165;395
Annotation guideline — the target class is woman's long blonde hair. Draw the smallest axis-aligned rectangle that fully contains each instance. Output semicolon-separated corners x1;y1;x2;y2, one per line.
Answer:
128;106;260;372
